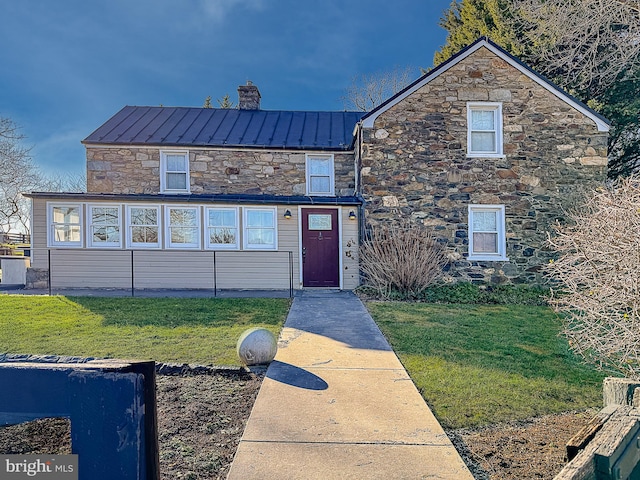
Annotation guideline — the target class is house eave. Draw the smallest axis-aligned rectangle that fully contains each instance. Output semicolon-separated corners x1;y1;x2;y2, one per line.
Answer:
24;191;364;206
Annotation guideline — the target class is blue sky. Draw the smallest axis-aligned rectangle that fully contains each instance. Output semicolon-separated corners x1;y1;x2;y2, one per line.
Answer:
0;1;452;178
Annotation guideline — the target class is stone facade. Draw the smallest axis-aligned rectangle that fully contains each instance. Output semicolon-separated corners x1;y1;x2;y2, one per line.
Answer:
359;46;608;284
87;148;356;197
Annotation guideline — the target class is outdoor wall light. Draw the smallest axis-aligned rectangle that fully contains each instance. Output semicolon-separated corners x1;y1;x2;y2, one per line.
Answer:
284;210;292;219
348;210;357;220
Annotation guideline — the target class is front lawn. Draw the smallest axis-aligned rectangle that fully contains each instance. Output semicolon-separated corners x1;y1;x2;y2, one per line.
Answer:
368;302;607;429
0;296;290;365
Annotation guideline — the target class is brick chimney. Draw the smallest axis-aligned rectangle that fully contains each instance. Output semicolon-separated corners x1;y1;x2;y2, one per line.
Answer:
237;81;261;110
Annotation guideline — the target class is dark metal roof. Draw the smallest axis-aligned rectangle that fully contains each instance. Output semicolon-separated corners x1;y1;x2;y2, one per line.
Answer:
24;191;364;206
83;106;365;151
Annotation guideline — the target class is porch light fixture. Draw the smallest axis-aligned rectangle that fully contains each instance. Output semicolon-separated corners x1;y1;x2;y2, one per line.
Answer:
284;210;292;219
348;210;356;220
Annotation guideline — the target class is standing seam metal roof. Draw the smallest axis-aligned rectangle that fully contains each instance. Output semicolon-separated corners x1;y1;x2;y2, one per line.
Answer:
82;106;365;150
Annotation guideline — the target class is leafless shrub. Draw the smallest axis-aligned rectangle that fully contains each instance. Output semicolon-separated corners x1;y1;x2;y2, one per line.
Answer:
359;223;447;298
545;177;640;379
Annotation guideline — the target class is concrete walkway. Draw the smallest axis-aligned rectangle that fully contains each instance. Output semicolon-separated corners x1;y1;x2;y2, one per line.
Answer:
227;290;473;480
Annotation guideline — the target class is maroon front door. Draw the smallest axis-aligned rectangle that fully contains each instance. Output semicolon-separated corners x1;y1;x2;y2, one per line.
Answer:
302;208;340;287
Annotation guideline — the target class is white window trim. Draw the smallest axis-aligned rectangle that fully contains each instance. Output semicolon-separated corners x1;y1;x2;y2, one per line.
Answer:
47;203;83;248
243;207;278;251
160;150;190;194
87;204;122;248
466;102;504;158
306;154;335;196
468;204;508;261
165;205;201;249
205;206;239;250
126;205;162;249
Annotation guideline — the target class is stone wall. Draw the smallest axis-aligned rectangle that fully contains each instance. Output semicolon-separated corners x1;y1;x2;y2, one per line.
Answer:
360;46;608;285
87;148;356;197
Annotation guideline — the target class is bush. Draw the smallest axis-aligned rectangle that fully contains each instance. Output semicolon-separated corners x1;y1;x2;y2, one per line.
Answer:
359;223;447;299
546;177;640;379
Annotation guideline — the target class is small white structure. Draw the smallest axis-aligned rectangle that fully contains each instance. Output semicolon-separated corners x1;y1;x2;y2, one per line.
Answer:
0;256;30;286
236;328;278;366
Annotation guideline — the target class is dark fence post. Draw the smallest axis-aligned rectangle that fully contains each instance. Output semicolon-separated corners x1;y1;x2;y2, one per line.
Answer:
213;251;217;297
47;249;51;296
289;251;293;298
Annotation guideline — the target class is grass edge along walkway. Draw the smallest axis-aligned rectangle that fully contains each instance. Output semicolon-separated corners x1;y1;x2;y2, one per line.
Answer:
0;295;290;366
368;301;607;429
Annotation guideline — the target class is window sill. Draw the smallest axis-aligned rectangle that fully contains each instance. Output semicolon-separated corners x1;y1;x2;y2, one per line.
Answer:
468;255;509;262
48;243;83;248
306;192;335;197
466;153;506;159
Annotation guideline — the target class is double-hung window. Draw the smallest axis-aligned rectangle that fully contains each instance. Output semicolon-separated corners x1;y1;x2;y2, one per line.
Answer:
467;103;503;157
243;208;277;250
206;207;238;249
468;205;508;261
49;204;82;247
167;206;200;249
88;205;121;248
160;150;190;193
127;205;161;248
306;154;335;196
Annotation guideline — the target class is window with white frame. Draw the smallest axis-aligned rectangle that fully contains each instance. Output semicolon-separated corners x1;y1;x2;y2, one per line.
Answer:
166;206;200;249
467;103;503;157
49;204;82;247
243;208;277;250
127;206;161;248
160;150;190;193
87;205;121;248
468;205;508;261
206;207;238;249
306;154;335;196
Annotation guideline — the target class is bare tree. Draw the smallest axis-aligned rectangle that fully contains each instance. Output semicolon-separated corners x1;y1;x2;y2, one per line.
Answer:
341;66;416;112
509;0;640;97
0;117;41;233
545;177;640;379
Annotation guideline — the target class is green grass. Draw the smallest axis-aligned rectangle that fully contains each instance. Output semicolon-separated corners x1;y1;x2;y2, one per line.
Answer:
368;302;607;429
0;296;290;365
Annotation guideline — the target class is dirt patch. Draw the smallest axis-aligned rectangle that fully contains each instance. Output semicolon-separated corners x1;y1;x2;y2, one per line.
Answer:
449;410;596;479
0;372;594;479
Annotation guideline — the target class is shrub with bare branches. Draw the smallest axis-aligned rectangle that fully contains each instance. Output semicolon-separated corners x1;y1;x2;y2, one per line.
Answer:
546;177;640;379
359;223;447;299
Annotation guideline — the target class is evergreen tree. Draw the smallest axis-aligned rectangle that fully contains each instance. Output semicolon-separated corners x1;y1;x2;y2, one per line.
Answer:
203;96;213;108
217;94;235;109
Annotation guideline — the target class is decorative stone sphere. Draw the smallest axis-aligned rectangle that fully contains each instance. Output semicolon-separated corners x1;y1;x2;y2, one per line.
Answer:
236;328;277;365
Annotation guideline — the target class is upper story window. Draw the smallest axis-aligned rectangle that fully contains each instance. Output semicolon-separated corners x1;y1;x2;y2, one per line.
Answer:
306;154;335;196
467;103;503;157
166;206;200;249
160;150;190;193
206;207;239;250
468;205;508;261
244;208;277;250
49;204;82;247
88;205;121;248
127;205;161;249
